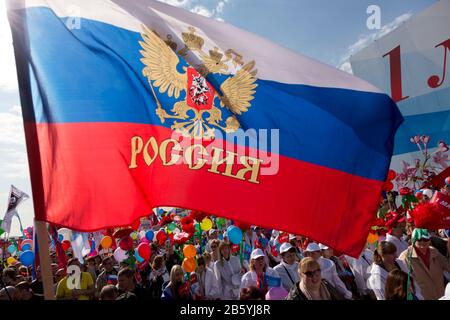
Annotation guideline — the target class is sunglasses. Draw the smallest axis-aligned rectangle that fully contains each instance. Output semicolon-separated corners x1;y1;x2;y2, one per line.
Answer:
303;269;321;278
417;238;430;242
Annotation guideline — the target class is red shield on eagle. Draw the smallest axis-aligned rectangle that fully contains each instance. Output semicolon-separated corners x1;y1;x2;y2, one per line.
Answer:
186;67;215;111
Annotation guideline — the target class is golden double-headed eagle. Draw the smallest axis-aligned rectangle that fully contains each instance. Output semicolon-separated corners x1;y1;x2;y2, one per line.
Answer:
139;25;258;139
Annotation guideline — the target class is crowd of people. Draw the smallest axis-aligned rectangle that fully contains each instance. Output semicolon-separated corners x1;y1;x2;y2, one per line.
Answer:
1;187;449;301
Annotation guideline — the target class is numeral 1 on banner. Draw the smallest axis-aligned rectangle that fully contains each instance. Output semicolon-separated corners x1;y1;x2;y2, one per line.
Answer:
383;45;409;103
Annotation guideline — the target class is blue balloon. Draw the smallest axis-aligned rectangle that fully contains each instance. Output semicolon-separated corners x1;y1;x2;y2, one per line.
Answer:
21;244;31;251
227;226;243;245
19;250;35;266
145;230;154;241
58;234;64;242
7;244;16;254
134;248;144;263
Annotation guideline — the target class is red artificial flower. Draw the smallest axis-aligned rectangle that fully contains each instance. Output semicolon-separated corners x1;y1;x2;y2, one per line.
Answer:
182;223;195;234
158;215;173;227
399;187;412;196
190;211;207;223
181;216;194;226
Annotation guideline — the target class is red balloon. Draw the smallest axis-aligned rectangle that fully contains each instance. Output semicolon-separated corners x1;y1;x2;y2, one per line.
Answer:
156;231;167;246
119;236;133;251
383;181;394;191
387;170;397;181
137;243;151;261
62;240;71;251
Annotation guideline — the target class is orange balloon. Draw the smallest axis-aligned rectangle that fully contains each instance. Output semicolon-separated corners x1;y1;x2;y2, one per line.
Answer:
182;257;197;273
100;236;113;249
367;233;378;244
183;244;197;259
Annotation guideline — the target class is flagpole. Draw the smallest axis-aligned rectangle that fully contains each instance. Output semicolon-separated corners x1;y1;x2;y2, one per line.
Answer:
35;220;55;300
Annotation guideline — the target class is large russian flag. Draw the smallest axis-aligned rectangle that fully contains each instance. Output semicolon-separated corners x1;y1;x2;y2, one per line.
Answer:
7;0;403;256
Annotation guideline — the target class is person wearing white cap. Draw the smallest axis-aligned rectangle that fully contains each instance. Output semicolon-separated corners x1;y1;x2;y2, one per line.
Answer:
240;249;281;296
303;242;353;299
274;243;300;291
205;229;219;253
213;241;243;300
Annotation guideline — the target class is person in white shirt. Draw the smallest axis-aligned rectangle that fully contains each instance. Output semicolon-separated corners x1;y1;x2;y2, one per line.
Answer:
193;256;220;300
274;243;299;291
345;248;374;298
205;229;219;253
367;241;423;300
240;249;281;296
303;242;353;300
214;241;243;300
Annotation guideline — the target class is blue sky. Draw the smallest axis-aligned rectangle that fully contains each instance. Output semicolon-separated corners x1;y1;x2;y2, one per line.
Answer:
0;0;437;235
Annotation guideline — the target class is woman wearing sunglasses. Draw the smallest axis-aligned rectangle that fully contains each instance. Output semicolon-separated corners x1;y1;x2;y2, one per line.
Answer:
399;228;450;300
286;257;344;300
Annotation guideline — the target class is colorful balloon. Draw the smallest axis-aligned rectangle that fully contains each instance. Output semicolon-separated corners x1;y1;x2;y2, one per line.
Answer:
20;239;33;249
182;257;197;273
134;249;144;263
7;244;16;254
183;244;197;259
137;243;151;261
227;226;243;245
130;232;138;241
118;236;133;251
167;223;177;232
21;244;31;251
62;240;71;251
367;233;378;244
6;257;16;265
387;170;397;181
200;218;213;231
145;230;154;241
19;250;35;266
100;236;113;249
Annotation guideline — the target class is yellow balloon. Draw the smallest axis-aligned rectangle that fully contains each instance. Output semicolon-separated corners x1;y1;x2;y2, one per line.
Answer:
7;257;16;265
200;218;213;231
130;232;138;240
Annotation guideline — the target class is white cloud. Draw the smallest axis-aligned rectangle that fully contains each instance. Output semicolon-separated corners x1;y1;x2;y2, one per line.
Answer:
156;0;192;8
0;105;25;146
0;1;18;92
337;12;413;74
191;5;214;18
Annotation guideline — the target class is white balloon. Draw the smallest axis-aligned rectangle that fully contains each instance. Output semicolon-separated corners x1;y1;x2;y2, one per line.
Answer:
113;248;128;263
58;228;73;241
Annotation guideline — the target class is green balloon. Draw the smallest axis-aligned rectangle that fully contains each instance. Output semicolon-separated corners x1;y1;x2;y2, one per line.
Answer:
195;223;201;232
168;223;177;232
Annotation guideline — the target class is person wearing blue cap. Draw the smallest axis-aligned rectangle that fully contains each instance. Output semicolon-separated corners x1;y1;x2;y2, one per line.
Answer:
399;228;450;299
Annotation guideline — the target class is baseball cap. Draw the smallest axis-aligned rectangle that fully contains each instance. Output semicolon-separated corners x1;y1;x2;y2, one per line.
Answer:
209;229;217;236
318;243;329;250
279;242;294;254
412;228;431;244
250;248;265;260
304;242;321;252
